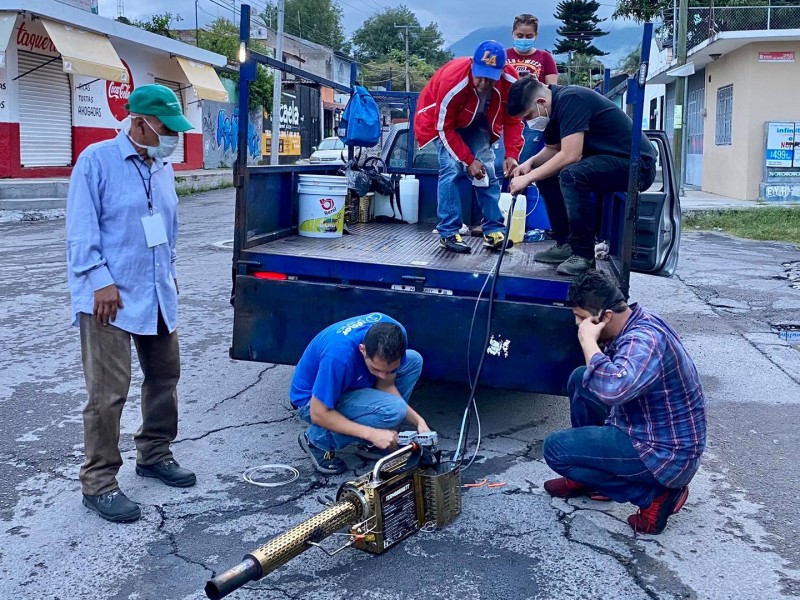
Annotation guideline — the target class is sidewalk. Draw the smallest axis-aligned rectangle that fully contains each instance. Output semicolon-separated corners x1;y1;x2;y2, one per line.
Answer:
680;189;800;213
0;169;232;220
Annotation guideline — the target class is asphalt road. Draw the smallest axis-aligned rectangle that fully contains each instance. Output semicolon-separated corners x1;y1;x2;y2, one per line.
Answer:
1;189;799;600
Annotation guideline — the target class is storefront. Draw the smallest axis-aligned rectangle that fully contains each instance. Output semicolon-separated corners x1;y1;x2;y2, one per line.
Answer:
0;0;228;177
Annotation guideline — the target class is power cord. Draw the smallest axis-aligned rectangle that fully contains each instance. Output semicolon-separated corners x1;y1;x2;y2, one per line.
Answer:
454;192;518;469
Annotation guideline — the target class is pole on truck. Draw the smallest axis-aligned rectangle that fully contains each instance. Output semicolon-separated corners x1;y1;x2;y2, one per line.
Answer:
620;22;653;298
234;4;254;275
270;0;285;165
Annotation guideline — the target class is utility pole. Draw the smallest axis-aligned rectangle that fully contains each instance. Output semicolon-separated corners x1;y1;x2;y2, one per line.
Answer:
673;0;688;194
394;24;419;92
194;0;199;47
270;0;285;166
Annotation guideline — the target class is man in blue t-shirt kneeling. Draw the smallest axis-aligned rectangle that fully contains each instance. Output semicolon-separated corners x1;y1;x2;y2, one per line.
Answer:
290;313;429;475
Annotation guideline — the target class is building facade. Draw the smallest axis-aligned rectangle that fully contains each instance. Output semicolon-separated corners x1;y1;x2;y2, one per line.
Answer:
0;0;227;178
648;9;800;201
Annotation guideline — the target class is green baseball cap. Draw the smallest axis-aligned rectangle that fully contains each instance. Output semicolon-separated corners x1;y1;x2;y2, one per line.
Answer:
126;84;193;133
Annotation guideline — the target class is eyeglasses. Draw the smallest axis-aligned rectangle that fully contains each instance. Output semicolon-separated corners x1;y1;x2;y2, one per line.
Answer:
514;14;539;26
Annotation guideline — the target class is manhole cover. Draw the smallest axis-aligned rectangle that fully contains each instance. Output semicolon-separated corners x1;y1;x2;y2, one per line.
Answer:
211;240;234;251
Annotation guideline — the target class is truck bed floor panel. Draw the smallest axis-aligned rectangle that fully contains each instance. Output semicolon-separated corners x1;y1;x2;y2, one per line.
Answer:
248;223;606;282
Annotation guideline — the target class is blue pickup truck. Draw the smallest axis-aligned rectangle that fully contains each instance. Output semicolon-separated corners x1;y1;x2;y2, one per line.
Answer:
229;16;679;396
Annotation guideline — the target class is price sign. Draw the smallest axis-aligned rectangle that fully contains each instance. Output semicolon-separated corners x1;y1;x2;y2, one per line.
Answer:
766;122;795;168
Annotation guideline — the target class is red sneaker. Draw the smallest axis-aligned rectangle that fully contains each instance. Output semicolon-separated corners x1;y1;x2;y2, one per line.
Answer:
628;486;689;534
543;477;593;498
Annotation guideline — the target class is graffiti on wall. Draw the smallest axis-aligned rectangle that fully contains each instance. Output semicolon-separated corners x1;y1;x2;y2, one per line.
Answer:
202;101;262;168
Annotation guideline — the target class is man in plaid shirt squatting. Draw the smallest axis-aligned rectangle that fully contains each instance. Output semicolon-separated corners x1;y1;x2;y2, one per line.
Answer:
543;271;706;534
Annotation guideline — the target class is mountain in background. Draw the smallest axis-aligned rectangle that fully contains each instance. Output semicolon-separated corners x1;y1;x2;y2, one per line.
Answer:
448;24;644;72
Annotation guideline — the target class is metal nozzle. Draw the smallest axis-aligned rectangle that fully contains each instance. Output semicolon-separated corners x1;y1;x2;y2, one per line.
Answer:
205;496;363;599
205;557;261;600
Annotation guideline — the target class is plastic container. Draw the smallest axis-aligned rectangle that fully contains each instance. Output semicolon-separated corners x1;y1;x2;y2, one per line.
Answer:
297;174;348;238
499;192;527;244
524;184;551;231
399;176;419;224
372;192;395;219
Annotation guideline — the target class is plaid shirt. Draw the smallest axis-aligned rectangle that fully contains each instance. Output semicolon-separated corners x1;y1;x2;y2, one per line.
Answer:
583;304;706;488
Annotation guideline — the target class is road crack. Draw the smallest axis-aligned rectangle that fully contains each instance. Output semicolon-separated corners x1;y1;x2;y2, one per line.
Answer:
174;414;294;444
207;364;278;413
154;504;217;578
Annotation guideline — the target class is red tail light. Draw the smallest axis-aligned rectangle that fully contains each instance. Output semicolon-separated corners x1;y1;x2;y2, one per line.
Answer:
253;271;288;280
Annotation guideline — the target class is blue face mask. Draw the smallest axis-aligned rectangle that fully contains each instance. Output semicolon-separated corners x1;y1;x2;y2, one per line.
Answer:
513;38;536;53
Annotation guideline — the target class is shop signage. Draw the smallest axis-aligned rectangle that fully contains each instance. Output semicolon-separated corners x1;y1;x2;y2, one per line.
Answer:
106;60;135;122
759;51;795;63
16;21;57;56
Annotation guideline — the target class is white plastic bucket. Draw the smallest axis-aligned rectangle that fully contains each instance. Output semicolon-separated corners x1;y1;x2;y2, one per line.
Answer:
297;174;348;238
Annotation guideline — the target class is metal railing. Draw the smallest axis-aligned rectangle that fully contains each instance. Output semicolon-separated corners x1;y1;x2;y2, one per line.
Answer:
687;4;800;47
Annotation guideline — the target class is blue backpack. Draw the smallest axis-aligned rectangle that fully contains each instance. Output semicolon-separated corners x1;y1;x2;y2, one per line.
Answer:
338;86;381;148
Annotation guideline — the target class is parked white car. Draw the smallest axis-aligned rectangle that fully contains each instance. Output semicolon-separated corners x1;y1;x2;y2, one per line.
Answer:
309;137;345;165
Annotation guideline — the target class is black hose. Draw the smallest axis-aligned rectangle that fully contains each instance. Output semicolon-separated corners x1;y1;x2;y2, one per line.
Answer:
458;192;518;465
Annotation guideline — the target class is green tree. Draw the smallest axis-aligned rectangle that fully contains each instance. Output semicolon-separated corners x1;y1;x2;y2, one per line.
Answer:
198;18;273;110
262;0;347;52
612;0;671;23
362;49;435;92
557;53;604;87
553;0;608;57
351;5;452;67
618;48;640;74
127;12;183;39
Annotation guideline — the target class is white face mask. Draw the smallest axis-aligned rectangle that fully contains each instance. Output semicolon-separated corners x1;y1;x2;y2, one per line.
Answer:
126;116;179;159
526;103;550;132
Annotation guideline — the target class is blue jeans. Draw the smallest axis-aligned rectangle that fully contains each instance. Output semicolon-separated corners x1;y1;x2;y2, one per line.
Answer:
543;367;665;508
435;125;504;238
296;350;423;452
493;128;544;179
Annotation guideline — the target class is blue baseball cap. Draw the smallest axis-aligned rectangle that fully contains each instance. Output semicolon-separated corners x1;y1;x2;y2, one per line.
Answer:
472;40;506;80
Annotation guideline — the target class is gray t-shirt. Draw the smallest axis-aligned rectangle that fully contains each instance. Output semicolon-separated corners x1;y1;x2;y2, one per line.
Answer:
476;90;490;114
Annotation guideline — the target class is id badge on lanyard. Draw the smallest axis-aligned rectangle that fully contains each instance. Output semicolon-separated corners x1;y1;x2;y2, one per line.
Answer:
133;157;169;248
141;213;168;247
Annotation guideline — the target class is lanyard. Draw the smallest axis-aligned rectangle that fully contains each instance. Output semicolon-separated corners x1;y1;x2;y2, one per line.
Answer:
131;157;154;213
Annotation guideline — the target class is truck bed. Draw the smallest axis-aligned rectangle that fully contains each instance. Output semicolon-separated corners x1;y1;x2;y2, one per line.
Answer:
250;222;581;282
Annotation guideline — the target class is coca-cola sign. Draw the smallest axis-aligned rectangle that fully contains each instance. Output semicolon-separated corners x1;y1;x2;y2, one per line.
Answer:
106;60;134;122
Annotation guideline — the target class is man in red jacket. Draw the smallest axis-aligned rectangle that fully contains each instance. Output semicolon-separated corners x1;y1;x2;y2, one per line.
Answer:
415;41;524;253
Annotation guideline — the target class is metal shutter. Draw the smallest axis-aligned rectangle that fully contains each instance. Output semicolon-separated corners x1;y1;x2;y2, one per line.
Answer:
18;51;72;167
155;78;185;164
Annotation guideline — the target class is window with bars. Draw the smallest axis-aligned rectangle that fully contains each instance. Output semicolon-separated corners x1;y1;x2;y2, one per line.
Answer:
715;85;733;145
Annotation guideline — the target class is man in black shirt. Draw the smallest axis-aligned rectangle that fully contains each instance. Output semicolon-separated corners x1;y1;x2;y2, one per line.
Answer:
507;77;657;276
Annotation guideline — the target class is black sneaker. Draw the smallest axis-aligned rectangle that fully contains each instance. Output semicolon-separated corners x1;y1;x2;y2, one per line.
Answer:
439;234;472;254
483;231;514;251
533;243;572;264
136;458;196;488
298;432;347;475
82;489;141;523
556;255;596;276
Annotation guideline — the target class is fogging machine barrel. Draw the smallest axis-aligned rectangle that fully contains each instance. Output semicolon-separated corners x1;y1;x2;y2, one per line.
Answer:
205;496;362;599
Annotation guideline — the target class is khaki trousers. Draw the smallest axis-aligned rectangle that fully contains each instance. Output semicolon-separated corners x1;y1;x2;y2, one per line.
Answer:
78;312;180;495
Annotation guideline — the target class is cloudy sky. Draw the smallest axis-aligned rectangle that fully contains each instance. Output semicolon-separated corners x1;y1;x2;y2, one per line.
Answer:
97;0;629;46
